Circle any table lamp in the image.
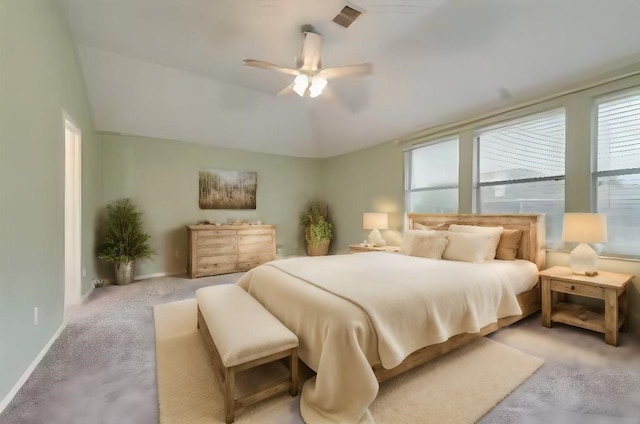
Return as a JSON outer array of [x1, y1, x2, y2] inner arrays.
[[562, 213, 607, 276], [363, 213, 388, 247]]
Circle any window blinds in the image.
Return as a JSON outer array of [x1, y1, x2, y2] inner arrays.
[[477, 109, 566, 183]]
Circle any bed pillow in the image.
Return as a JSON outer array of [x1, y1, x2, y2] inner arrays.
[[400, 229, 426, 254], [448, 224, 503, 260], [442, 232, 492, 263], [495, 228, 523, 260], [407, 232, 448, 259]]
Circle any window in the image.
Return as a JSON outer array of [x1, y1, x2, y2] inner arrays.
[[405, 136, 459, 213], [595, 91, 640, 256], [475, 109, 566, 247]]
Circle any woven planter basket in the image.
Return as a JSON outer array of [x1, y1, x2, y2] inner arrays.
[[305, 228, 330, 256]]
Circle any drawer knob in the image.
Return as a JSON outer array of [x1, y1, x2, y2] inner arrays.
[[571, 285, 575, 290]]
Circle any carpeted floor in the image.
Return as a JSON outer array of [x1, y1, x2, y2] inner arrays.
[[1, 273, 639, 424]]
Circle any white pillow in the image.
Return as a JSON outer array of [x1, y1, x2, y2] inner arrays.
[[407, 232, 448, 259], [400, 229, 431, 254], [442, 232, 492, 263], [448, 224, 503, 260]]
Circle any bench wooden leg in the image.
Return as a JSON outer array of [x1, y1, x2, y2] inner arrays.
[[289, 348, 299, 397], [224, 366, 235, 423]]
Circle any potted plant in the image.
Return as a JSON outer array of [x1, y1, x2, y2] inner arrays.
[[301, 200, 334, 256], [98, 198, 154, 285]]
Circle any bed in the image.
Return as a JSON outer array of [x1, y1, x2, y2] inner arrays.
[[236, 213, 545, 423]]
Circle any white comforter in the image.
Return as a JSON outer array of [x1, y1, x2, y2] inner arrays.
[[236, 252, 524, 423]]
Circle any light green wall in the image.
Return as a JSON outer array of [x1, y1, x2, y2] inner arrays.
[[320, 141, 405, 253], [322, 72, 640, 333], [0, 0, 101, 402], [100, 135, 322, 277]]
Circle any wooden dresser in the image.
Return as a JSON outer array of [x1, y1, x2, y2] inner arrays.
[[187, 225, 276, 278]]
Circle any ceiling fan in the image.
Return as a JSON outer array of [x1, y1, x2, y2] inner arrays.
[[243, 27, 372, 98]]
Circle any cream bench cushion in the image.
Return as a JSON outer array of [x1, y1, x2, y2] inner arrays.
[[196, 284, 298, 367]]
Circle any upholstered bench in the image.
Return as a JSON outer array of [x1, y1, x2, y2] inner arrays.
[[195, 284, 299, 423]]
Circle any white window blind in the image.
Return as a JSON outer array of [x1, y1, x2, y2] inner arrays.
[[595, 91, 640, 256], [405, 136, 459, 213], [475, 109, 566, 247]]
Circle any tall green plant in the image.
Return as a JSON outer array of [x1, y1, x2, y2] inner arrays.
[[301, 200, 333, 246], [98, 199, 154, 264]]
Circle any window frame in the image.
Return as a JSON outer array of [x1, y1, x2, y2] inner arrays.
[[592, 88, 640, 257], [473, 107, 567, 212]]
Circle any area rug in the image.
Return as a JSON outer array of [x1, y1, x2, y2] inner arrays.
[[154, 299, 544, 424]]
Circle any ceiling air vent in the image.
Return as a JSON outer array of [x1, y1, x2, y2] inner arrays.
[[333, 5, 362, 28]]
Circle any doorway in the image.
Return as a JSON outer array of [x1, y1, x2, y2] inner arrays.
[[64, 116, 82, 309]]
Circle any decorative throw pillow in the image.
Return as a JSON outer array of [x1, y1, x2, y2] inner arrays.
[[448, 224, 504, 260], [495, 229, 523, 260], [400, 229, 426, 254], [408, 232, 448, 259], [442, 232, 492, 263]]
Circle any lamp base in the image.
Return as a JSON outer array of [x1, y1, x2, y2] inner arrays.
[[569, 242, 599, 275], [367, 228, 386, 247]]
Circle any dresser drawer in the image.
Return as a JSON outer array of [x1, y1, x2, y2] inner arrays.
[[198, 245, 237, 256], [238, 252, 274, 263], [198, 235, 237, 247], [238, 242, 273, 254], [196, 229, 236, 237], [238, 234, 273, 245], [198, 254, 237, 267]]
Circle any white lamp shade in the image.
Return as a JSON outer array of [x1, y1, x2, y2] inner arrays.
[[363, 213, 388, 230], [562, 213, 607, 243]]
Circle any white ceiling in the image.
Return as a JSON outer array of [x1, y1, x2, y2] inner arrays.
[[61, 0, 640, 158]]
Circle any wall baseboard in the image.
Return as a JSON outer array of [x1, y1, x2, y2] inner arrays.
[[0, 322, 66, 414], [134, 270, 186, 281], [80, 286, 94, 303]]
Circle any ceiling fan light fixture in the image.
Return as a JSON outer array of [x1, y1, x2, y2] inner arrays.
[[309, 77, 328, 98], [293, 74, 309, 97]]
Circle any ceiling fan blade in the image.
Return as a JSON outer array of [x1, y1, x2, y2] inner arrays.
[[300, 32, 322, 73], [317, 63, 372, 80], [243, 59, 299, 76], [277, 83, 295, 96]]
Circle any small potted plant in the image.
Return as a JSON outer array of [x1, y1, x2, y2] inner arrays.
[[301, 200, 334, 256], [98, 198, 154, 285]]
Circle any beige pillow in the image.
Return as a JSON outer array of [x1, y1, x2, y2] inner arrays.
[[442, 232, 492, 263], [448, 224, 504, 260], [495, 229, 523, 260], [400, 229, 427, 254], [408, 232, 448, 259]]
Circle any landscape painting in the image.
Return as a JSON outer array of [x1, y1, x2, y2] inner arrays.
[[199, 170, 257, 209]]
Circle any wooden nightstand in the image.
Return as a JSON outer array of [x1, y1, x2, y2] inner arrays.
[[539, 266, 633, 346], [348, 244, 400, 253]]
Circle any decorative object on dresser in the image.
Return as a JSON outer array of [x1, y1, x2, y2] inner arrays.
[[98, 198, 154, 285], [540, 265, 632, 346], [199, 170, 257, 210], [562, 213, 607, 276], [187, 224, 275, 278], [363, 212, 388, 247], [348, 244, 400, 253], [300, 200, 333, 256]]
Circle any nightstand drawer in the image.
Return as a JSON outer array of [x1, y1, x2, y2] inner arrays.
[[550, 279, 604, 299]]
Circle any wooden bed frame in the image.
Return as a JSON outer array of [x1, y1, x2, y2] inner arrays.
[[373, 213, 546, 383]]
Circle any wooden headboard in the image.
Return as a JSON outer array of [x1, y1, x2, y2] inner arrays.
[[407, 213, 546, 270]]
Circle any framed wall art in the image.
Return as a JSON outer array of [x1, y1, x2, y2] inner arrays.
[[199, 170, 257, 210]]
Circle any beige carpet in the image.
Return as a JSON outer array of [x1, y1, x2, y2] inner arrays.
[[154, 299, 544, 424]]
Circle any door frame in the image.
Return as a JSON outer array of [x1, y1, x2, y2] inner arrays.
[[64, 113, 82, 309]]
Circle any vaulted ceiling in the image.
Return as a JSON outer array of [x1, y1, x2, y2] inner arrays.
[[61, 0, 640, 158]]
